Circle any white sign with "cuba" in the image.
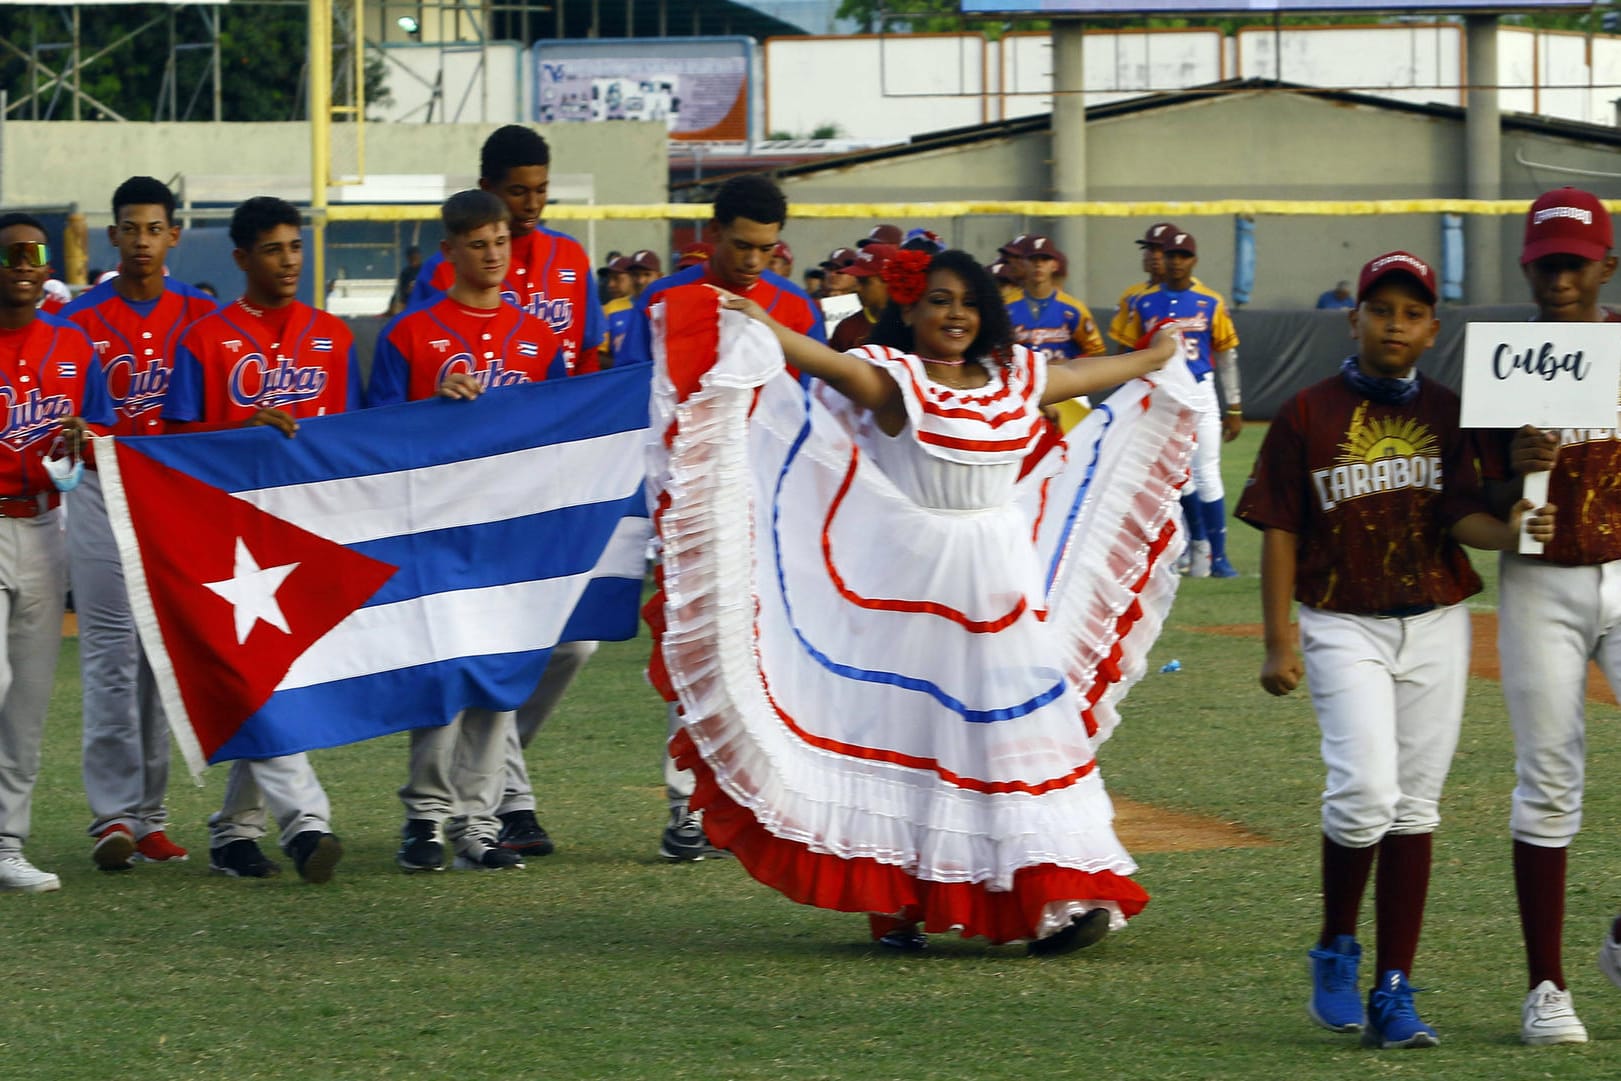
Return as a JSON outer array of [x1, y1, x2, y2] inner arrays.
[[1460, 322, 1621, 430]]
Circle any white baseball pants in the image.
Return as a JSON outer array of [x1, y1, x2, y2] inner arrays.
[[1300, 603, 1468, 848], [1499, 553, 1621, 846]]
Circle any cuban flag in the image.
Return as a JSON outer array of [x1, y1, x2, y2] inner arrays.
[[99, 364, 653, 777], [310, 337, 333, 351]]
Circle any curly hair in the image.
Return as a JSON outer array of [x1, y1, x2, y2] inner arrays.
[[867, 249, 1014, 364]]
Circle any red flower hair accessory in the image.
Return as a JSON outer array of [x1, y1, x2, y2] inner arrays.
[[880, 249, 933, 306]]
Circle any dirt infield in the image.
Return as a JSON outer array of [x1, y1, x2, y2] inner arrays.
[[1113, 797, 1272, 853], [1198, 612, 1617, 706]]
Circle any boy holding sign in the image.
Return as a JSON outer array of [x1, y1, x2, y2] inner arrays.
[[1477, 187, 1621, 1046], [1237, 251, 1551, 1049]]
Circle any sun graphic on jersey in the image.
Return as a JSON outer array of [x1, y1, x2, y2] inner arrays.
[[1336, 408, 1439, 464]]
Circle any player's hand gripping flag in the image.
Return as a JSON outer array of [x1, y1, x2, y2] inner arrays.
[[99, 365, 652, 777]]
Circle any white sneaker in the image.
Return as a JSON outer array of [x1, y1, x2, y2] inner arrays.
[[1521, 980, 1588, 1045], [1187, 539, 1212, 578], [0, 854, 61, 893], [1599, 924, 1621, 989]]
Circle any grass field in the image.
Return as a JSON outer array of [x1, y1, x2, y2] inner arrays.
[[4, 424, 1621, 1080]]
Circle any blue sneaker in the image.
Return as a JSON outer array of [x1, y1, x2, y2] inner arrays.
[[1308, 935, 1365, 1032], [1210, 555, 1239, 578], [1363, 969, 1438, 1049]]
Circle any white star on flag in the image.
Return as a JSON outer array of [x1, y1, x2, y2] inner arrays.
[[203, 538, 301, 645]]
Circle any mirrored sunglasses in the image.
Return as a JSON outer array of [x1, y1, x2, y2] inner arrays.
[[0, 241, 49, 269]]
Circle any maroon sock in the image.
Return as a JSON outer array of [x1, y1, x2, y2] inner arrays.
[[1320, 834, 1377, 946], [1374, 833, 1432, 977], [1513, 840, 1567, 990]]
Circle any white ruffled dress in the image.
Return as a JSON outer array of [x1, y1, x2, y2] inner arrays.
[[645, 286, 1197, 943]]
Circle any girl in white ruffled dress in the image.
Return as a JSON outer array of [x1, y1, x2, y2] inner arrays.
[[644, 249, 1197, 955]]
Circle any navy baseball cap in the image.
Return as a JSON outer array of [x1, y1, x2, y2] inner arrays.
[[1357, 250, 1437, 304]]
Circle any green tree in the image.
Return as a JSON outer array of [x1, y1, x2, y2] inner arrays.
[[0, 2, 388, 122]]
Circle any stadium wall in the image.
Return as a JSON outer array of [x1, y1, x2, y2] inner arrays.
[[773, 88, 1618, 309], [0, 120, 669, 262]]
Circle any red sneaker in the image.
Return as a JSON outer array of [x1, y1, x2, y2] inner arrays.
[[92, 824, 137, 871], [132, 831, 189, 864]]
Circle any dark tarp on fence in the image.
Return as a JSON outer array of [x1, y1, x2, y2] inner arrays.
[[1231, 304, 1539, 420]]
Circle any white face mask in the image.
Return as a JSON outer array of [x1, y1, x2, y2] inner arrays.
[[43, 434, 84, 493]]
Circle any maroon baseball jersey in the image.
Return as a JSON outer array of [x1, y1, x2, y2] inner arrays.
[[1475, 310, 1621, 567], [162, 300, 361, 427], [830, 309, 875, 353], [1236, 371, 1486, 614], [411, 226, 603, 374], [0, 314, 115, 497], [60, 277, 218, 436], [367, 294, 562, 406]]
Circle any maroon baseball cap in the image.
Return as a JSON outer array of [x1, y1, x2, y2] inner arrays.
[[1136, 221, 1180, 248], [675, 242, 712, 269], [1356, 250, 1438, 304], [820, 246, 859, 272], [988, 259, 1013, 283], [999, 233, 1034, 257], [607, 256, 633, 273], [857, 224, 903, 248], [628, 249, 662, 272], [1522, 188, 1613, 265], [1163, 230, 1197, 256], [843, 243, 896, 279], [1023, 235, 1064, 262]]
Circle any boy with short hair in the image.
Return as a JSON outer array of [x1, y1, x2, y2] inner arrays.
[[369, 188, 563, 872], [1005, 235, 1106, 362], [1119, 229, 1243, 577], [162, 196, 361, 884], [1237, 250, 1550, 1049], [409, 125, 604, 377], [0, 212, 116, 894], [61, 175, 218, 872], [1480, 186, 1621, 1045]]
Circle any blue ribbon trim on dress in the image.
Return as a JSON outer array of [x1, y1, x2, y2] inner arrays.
[[768, 386, 1068, 725], [1044, 401, 1115, 595]]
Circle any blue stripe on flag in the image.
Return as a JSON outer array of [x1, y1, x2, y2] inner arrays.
[[211, 649, 555, 761], [352, 495, 645, 606], [125, 363, 652, 492]]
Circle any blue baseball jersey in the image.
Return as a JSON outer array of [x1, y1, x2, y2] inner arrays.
[[1117, 282, 1238, 380], [1005, 289, 1105, 361], [603, 296, 635, 361]]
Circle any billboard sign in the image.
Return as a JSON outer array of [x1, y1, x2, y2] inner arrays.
[[961, 1, 1588, 11], [533, 37, 753, 143]]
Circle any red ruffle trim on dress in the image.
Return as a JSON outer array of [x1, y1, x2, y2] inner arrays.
[[671, 727, 1150, 944]]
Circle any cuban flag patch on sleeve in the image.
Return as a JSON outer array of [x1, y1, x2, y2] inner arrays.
[[57, 362, 78, 378], [558, 269, 577, 284], [311, 338, 333, 352]]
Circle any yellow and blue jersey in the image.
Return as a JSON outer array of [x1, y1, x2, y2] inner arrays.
[[603, 296, 634, 360], [1117, 280, 1237, 380], [1005, 289, 1105, 361]]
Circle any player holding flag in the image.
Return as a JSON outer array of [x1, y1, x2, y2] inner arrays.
[[161, 196, 362, 885]]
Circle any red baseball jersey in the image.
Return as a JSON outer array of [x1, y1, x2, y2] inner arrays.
[[1475, 311, 1621, 567], [60, 277, 219, 436], [1236, 371, 1486, 614], [0, 314, 115, 497], [617, 264, 826, 366], [409, 226, 604, 374], [162, 299, 361, 427], [367, 294, 563, 406]]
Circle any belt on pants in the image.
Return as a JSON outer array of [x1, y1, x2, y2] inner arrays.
[[0, 492, 60, 518], [1370, 603, 1436, 619]]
